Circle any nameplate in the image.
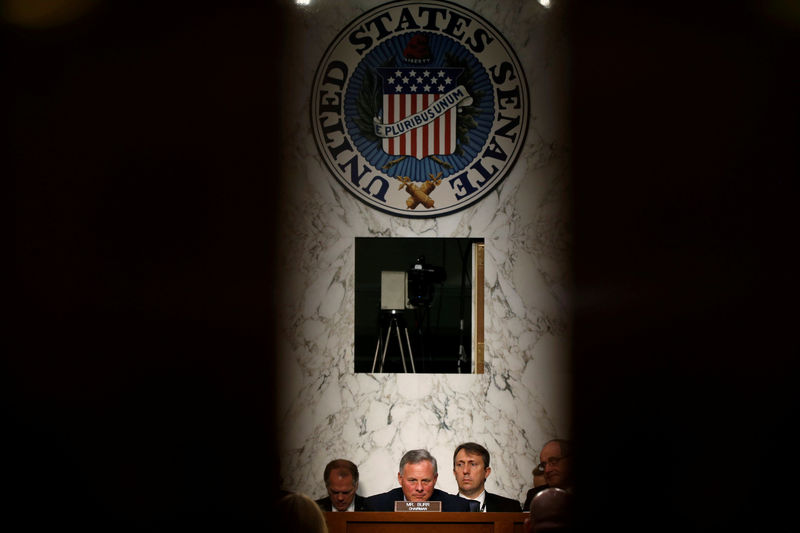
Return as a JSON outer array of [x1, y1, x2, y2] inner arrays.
[[394, 501, 442, 512]]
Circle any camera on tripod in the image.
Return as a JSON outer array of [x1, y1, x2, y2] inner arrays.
[[379, 256, 446, 311], [406, 256, 446, 308], [373, 256, 446, 372]]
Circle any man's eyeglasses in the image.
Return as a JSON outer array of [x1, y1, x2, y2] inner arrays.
[[534, 456, 567, 474]]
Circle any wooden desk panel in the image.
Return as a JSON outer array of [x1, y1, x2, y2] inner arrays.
[[325, 511, 528, 533]]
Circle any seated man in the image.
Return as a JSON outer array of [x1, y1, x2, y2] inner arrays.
[[453, 442, 522, 512], [524, 439, 573, 511], [315, 459, 374, 512], [366, 449, 471, 511]]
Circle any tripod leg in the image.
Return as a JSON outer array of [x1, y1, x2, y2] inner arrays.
[[395, 321, 408, 373], [403, 327, 416, 373], [379, 324, 392, 372], [371, 333, 382, 373]]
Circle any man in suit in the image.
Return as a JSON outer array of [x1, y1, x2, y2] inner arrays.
[[523, 439, 573, 511], [366, 449, 472, 511], [453, 442, 523, 512], [315, 459, 374, 512]]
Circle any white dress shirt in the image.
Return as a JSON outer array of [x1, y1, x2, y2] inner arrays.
[[459, 489, 487, 512]]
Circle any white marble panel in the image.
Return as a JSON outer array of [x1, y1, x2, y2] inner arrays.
[[275, 0, 570, 506]]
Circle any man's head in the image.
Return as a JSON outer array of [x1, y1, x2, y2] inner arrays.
[[453, 442, 491, 498], [323, 459, 359, 511], [538, 439, 572, 489], [524, 487, 573, 533], [397, 449, 438, 502], [276, 492, 328, 533]]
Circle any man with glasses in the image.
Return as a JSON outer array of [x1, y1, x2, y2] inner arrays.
[[524, 439, 573, 511]]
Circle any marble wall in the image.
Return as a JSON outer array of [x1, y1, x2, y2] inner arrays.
[[274, 0, 571, 504]]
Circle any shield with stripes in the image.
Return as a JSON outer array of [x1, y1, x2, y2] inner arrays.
[[312, 1, 529, 217], [376, 67, 465, 160]]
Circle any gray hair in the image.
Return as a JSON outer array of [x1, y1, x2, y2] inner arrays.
[[399, 449, 438, 476]]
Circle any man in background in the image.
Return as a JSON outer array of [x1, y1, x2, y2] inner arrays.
[[524, 439, 573, 511]]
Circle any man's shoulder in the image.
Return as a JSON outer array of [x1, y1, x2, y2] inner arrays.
[[368, 487, 403, 498], [485, 491, 521, 503], [432, 488, 459, 500], [354, 493, 375, 511], [523, 485, 550, 510], [365, 488, 402, 503], [432, 489, 471, 511], [314, 496, 332, 511], [365, 488, 404, 511], [485, 491, 523, 511]]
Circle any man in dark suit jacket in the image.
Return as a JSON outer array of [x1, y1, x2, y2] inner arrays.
[[315, 459, 375, 512], [366, 449, 472, 512], [316, 493, 373, 512], [523, 439, 573, 511], [453, 442, 523, 512]]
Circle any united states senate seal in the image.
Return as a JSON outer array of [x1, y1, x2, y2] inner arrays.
[[311, 0, 529, 218]]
